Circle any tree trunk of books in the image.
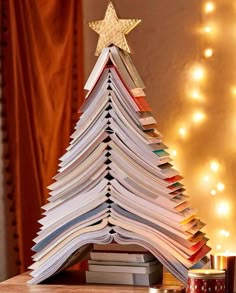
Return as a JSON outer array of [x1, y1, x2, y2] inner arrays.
[[28, 1, 210, 286]]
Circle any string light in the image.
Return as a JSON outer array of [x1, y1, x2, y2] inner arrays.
[[191, 65, 205, 81], [216, 244, 222, 251], [217, 182, 225, 191], [203, 175, 210, 182], [178, 127, 187, 138], [192, 111, 206, 123], [216, 202, 230, 216], [210, 160, 220, 172], [211, 189, 217, 196], [204, 2, 215, 14], [181, 1, 235, 252], [171, 150, 177, 157], [203, 25, 213, 34], [220, 230, 230, 237], [204, 48, 213, 58], [230, 86, 236, 96], [190, 89, 201, 100], [198, 1, 235, 254]]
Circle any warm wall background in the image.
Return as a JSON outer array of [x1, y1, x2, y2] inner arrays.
[[83, 0, 236, 253]]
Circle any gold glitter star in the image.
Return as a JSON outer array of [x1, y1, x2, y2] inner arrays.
[[89, 1, 141, 56]]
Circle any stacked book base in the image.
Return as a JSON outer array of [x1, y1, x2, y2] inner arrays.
[[86, 247, 163, 286]]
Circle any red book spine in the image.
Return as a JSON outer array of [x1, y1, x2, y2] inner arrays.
[[132, 96, 152, 112]]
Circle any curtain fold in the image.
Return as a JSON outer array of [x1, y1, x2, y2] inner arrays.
[[1, 0, 84, 274]]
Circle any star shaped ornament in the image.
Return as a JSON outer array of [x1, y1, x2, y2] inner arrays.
[[89, 1, 141, 56]]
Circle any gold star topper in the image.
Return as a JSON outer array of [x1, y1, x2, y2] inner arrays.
[[89, 1, 141, 56]]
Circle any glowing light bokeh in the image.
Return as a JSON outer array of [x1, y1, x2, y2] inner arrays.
[[190, 89, 201, 99], [230, 86, 236, 96], [219, 230, 230, 238], [192, 111, 206, 123], [179, 1, 235, 253], [178, 127, 187, 137], [216, 244, 222, 250], [203, 175, 210, 182], [204, 2, 215, 14], [216, 202, 230, 216], [216, 182, 225, 191], [210, 160, 220, 172], [171, 150, 177, 157], [211, 189, 217, 196], [191, 65, 205, 81], [204, 48, 213, 58], [203, 25, 213, 34]]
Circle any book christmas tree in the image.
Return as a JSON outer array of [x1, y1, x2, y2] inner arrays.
[[28, 1, 211, 286]]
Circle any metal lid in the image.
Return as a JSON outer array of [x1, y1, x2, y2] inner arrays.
[[188, 269, 225, 279], [149, 285, 186, 293]]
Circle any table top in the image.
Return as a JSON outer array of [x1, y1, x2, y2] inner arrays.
[[0, 271, 150, 292]]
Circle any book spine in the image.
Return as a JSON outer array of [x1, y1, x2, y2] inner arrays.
[[90, 253, 148, 262], [132, 96, 151, 112], [88, 264, 146, 274], [92, 243, 148, 252]]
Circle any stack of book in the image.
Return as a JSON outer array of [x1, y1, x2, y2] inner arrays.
[[28, 45, 210, 285], [86, 243, 163, 285]]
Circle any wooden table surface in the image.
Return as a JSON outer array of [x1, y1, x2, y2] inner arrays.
[[0, 271, 151, 293]]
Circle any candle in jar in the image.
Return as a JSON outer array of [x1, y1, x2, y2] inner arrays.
[[187, 269, 225, 293], [211, 253, 236, 293]]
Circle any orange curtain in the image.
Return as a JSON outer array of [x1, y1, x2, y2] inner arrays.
[[1, 0, 84, 274]]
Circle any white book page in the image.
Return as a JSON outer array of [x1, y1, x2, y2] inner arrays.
[[109, 185, 185, 224], [109, 187, 193, 236], [84, 47, 110, 91], [59, 131, 108, 171], [110, 207, 200, 257], [30, 226, 113, 282], [109, 137, 165, 178], [33, 212, 109, 262], [31, 219, 109, 270], [108, 217, 192, 267], [109, 142, 169, 187], [113, 227, 188, 284]]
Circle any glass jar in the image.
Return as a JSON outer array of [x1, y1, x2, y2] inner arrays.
[[187, 269, 225, 293]]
